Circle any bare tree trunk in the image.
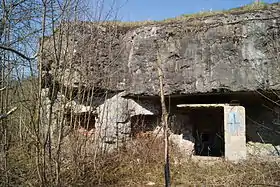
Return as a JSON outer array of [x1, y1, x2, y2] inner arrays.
[[156, 48, 171, 187], [1, 1, 11, 185], [37, 0, 48, 185]]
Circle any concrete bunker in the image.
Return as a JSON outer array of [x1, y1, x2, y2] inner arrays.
[[40, 7, 280, 163]]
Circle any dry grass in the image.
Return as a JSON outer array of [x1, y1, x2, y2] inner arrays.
[[2, 132, 280, 186], [111, 1, 274, 28], [172, 158, 280, 186], [174, 1, 269, 20], [50, 2, 278, 41]]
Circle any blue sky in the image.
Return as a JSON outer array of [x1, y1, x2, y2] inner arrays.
[[112, 0, 279, 21]]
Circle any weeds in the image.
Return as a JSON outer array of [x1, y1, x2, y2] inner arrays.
[[2, 132, 280, 186], [111, 1, 274, 29]]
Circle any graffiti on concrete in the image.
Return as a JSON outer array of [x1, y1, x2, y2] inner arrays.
[[228, 111, 244, 136]]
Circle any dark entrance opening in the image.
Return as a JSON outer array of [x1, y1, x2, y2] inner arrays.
[[130, 115, 160, 138], [188, 106, 225, 157]]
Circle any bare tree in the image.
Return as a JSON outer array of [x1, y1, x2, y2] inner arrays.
[[156, 44, 171, 187]]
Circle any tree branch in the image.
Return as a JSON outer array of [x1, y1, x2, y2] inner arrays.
[[0, 87, 6, 91], [0, 107, 18, 120], [0, 45, 33, 61]]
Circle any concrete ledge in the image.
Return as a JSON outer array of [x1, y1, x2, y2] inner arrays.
[[177, 104, 228, 108]]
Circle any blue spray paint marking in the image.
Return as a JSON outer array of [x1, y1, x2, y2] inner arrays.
[[228, 112, 242, 136]]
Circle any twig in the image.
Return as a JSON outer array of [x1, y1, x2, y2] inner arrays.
[[247, 116, 280, 134], [0, 107, 18, 120], [0, 86, 6, 91], [255, 89, 280, 107], [257, 132, 280, 156]]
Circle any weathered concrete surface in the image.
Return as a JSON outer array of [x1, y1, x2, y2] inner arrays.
[[124, 9, 280, 95], [94, 92, 160, 150], [168, 114, 195, 155], [40, 88, 72, 143], [247, 141, 280, 157], [169, 133, 195, 155], [224, 105, 247, 161], [42, 3, 280, 96], [41, 89, 161, 150], [153, 125, 195, 156]]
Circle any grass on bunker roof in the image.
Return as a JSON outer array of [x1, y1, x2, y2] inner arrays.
[[111, 1, 274, 29]]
